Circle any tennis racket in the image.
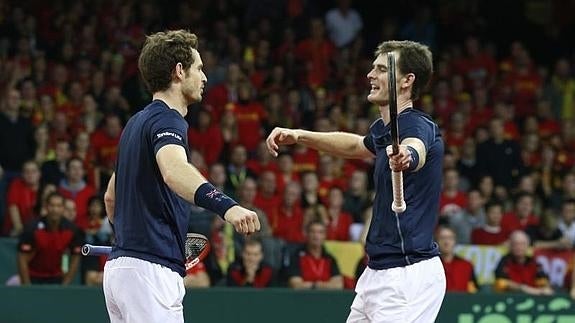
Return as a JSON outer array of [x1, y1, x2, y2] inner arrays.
[[82, 233, 210, 271], [387, 51, 407, 213]]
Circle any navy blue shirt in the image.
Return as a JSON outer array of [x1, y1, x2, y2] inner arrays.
[[363, 108, 443, 269], [109, 100, 191, 276]]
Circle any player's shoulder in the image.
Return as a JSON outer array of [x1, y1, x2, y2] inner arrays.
[[131, 100, 186, 129], [401, 108, 436, 124], [367, 118, 385, 135]]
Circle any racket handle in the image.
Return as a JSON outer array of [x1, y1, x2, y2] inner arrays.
[[82, 244, 112, 256], [391, 170, 407, 213]]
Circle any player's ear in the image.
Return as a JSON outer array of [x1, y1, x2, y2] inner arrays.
[[401, 73, 415, 89], [173, 62, 185, 82]]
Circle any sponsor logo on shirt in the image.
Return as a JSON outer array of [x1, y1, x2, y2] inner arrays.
[[156, 132, 182, 141]]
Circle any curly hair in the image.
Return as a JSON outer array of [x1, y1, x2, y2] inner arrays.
[[138, 30, 199, 93]]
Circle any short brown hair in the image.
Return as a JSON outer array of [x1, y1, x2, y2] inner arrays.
[[375, 40, 433, 100], [138, 30, 199, 93]]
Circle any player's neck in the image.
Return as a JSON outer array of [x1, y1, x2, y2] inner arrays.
[[380, 98, 413, 124], [153, 90, 188, 117]]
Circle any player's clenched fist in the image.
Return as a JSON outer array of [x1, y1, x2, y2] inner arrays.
[[386, 145, 413, 172], [224, 206, 261, 234], [266, 127, 299, 157]]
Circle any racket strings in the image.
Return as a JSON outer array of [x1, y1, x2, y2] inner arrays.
[[185, 237, 207, 258]]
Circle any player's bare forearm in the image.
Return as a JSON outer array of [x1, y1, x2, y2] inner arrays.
[[267, 128, 373, 159], [157, 144, 261, 234], [104, 173, 116, 223], [17, 252, 31, 285], [156, 145, 210, 203], [62, 254, 81, 285], [297, 131, 372, 159]]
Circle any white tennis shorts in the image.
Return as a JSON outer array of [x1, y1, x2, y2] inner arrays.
[[347, 256, 446, 323], [103, 257, 186, 323]]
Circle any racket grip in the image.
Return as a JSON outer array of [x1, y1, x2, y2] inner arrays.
[[391, 170, 407, 213], [82, 244, 112, 256]]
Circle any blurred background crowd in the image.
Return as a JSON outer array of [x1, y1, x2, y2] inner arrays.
[[1, 0, 575, 295]]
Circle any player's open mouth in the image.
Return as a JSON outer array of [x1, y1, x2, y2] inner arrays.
[[370, 85, 380, 93]]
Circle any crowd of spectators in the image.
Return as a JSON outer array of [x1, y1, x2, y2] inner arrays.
[[1, 0, 575, 293]]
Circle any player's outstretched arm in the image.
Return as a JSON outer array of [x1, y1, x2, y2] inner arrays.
[[156, 144, 260, 234], [266, 127, 374, 159]]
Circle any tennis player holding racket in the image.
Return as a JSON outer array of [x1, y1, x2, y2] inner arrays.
[[266, 40, 445, 322], [103, 30, 260, 323]]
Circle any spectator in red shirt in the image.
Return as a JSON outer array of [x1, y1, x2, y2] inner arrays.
[[230, 82, 267, 153], [503, 51, 541, 117], [454, 36, 497, 89], [90, 113, 122, 188], [246, 141, 278, 176], [276, 152, 300, 195], [300, 171, 329, 227], [432, 79, 457, 125], [325, 187, 353, 241], [17, 192, 83, 285], [440, 168, 468, 219], [205, 63, 243, 122], [294, 18, 335, 88], [437, 226, 478, 293], [49, 111, 74, 149], [494, 230, 553, 295], [317, 154, 346, 204], [254, 170, 281, 224], [3, 160, 41, 237], [187, 108, 224, 165], [271, 182, 305, 243], [73, 131, 98, 188], [501, 192, 539, 234], [227, 238, 274, 288], [58, 157, 96, 230], [467, 87, 493, 133], [535, 99, 561, 139], [287, 220, 343, 289], [471, 200, 509, 245], [444, 111, 469, 153], [292, 144, 320, 173]]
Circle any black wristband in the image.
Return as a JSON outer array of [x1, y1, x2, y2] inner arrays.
[[194, 182, 238, 219]]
